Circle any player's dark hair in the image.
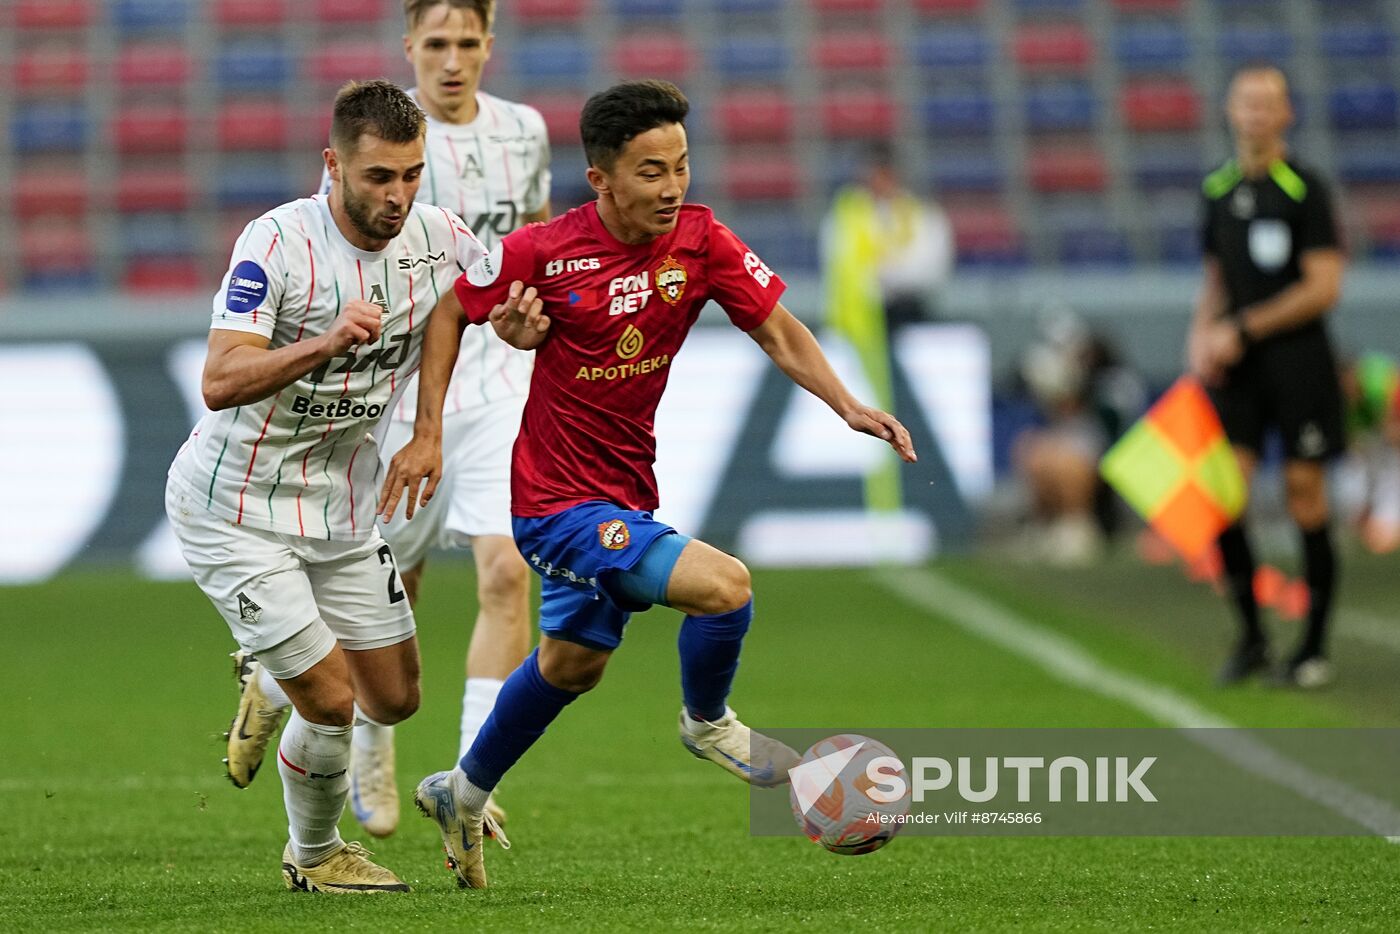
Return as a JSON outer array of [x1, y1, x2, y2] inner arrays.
[[403, 0, 494, 31], [330, 79, 427, 154], [580, 80, 690, 170]]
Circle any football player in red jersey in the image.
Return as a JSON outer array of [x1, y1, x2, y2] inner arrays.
[[380, 80, 915, 888]]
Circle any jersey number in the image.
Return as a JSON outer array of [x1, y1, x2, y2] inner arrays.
[[468, 200, 520, 240], [307, 334, 411, 384], [377, 544, 406, 605]]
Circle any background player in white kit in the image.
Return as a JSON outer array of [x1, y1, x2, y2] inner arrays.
[[227, 0, 550, 839], [167, 80, 485, 893]]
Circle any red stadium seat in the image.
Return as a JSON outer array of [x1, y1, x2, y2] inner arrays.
[[812, 0, 883, 12], [312, 0, 383, 22], [112, 105, 190, 154], [217, 101, 291, 151], [945, 199, 1024, 263], [1356, 189, 1400, 240], [21, 222, 93, 271], [614, 35, 695, 79], [523, 93, 587, 143], [716, 90, 794, 142], [214, 0, 288, 25], [117, 168, 193, 212], [1028, 147, 1108, 191], [914, 0, 983, 12], [1121, 79, 1200, 132], [118, 44, 193, 87], [14, 48, 88, 91], [123, 258, 205, 293], [15, 0, 91, 29], [812, 33, 893, 73], [1012, 25, 1093, 71], [12, 169, 88, 218], [723, 153, 803, 201], [820, 90, 897, 138], [515, 0, 590, 22], [308, 42, 393, 84]]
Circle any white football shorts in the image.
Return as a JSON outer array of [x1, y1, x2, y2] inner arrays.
[[165, 476, 416, 663], [378, 394, 525, 568]]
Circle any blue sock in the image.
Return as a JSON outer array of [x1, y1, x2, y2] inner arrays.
[[678, 600, 753, 721], [458, 648, 580, 792]]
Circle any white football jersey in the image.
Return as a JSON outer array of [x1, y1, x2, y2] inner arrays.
[[320, 89, 551, 420], [170, 195, 486, 541]]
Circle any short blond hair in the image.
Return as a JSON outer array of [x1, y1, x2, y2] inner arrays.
[[403, 0, 494, 31]]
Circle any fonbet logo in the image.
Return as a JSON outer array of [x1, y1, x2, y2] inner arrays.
[[607, 271, 651, 316], [545, 257, 600, 277]]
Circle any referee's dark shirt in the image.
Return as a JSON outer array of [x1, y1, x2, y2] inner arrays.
[[1200, 158, 1341, 326]]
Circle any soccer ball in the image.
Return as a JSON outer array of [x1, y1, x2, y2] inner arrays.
[[789, 734, 910, 856]]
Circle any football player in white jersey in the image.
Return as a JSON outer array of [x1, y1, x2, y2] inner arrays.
[[167, 80, 486, 893]]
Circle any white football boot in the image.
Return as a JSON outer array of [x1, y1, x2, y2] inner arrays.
[[679, 706, 800, 788]]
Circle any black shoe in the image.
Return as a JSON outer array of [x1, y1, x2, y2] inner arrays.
[[1273, 654, 1335, 689], [1216, 640, 1269, 686]]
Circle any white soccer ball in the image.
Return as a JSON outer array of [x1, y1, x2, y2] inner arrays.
[[789, 734, 910, 856]]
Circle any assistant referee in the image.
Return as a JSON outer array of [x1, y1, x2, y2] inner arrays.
[[1187, 65, 1346, 688]]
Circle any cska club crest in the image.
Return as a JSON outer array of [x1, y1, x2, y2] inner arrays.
[[656, 255, 687, 305], [597, 519, 631, 550]]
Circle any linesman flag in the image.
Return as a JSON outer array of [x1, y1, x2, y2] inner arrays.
[[1100, 376, 1246, 560]]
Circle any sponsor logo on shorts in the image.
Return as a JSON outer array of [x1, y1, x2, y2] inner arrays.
[[598, 519, 631, 551], [237, 591, 262, 624], [616, 324, 645, 361], [290, 396, 386, 420], [656, 255, 687, 305], [528, 554, 598, 587]]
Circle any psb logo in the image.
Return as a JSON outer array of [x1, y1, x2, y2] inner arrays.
[[597, 519, 630, 550], [546, 257, 601, 277], [656, 255, 687, 305], [616, 324, 645, 361]]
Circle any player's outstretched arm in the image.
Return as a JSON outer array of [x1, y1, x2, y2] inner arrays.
[[747, 303, 917, 463], [488, 281, 551, 350], [202, 299, 382, 409]]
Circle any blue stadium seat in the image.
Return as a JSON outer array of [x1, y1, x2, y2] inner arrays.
[[1319, 22, 1393, 60], [1329, 81, 1399, 131], [213, 42, 293, 90], [712, 0, 784, 12], [216, 165, 297, 209], [927, 153, 1006, 192], [1059, 226, 1134, 267], [711, 37, 790, 79], [1113, 22, 1190, 71], [911, 28, 991, 70], [1132, 148, 1203, 190], [120, 214, 198, 258], [921, 89, 996, 135], [515, 37, 593, 82], [1024, 83, 1097, 132], [1158, 225, 1201, 265], [725, 211, 818, 272], [1218, 25, 1292, 63], [12, 104, 88, 153], [613, 0, 685, 14], [111, 0, 190, 32], [1338, 151, 1400, 184], [23, 269, 100, 292], [1012, 0, 1082, 9]]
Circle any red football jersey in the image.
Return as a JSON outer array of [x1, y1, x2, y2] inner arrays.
[[454, 202, 785, 516]]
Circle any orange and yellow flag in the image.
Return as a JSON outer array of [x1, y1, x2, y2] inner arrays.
[[1100, 377, 1246, 560]]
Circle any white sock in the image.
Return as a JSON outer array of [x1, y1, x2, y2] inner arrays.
[[257, 666, 291, 710], [352, 704, 394, 754], [277, 711, 351, 866], [449, 765, 491, 813], [458, 677, 505, 762]]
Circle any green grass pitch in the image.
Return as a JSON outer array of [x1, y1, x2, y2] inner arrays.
[[5, 550, 1399, 931]]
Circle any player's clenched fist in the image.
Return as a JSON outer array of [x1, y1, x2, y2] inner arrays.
[[321, 299, 384, 355], [488, 281, 551, 350], [378, 434, 443, 522]]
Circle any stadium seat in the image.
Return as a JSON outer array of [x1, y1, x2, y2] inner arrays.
[[921, 88, 996, 135], [820, 90, 897, 139], [12, 104, 88, 154], [523, 92, 588, 143], [113, 106, 189, 154], [722, 154, 802, 201], [15, 0, 91, 29], [1218, 25, 1292, 64], [1319, 22, 1392, 60], [946, 201, 1026, 267], [1132, 147, 1203, 190], [216, 165, 298, 209], [514, 37, 593, 83], [710, 37, 790, 80], [912, 28, 991, 70], [21, 224, 94, 277], [715, 91, 794, 142], [123, 258, 206, 293], [514, 0, 591, 22], [1109, 0, 1182, 9], [813, 33, 893, 73], [117, 168, 193, 213], [1339, 151, 1400, 185], [217, 101, 291, 151], [927, 153, 1006, 192], [1329, 82, 1399, 131], [112, 0, 191, 33], [213, 0, 289, 26], [12, 169, 88, 218], [1024, 82, 1098, 132], [1028, 147, 1107, 191], [614, 35, 695, 79], [120, 213, 198, 258], [1059, 225, 1134, 266], [613, 0, 686, 15], [1158, 224, 1201, 264], [1113, 22, 1191, 72], [1358, 191, 1400, 258], [14, 48, 88, 91], [1012, 25, 1094, 71], [1013, 0, 1082, 10], [722, 210, 818, 272], [1121, 79, 1200, 131], [308, 42, 393, 85], [913, 0, 984, 12], [311, 0, 383, 22], [214, 42, 293, 91], [118, 44, 193, 87]]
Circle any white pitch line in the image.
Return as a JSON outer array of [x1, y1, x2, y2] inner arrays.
[[875, 567, 1400, 842]]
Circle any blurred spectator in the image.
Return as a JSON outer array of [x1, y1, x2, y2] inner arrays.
[[1012, 310, 1146, 566], [1339, 352, 1400, 553]]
